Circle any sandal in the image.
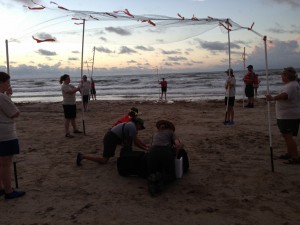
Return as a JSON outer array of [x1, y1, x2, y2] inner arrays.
[[65, 133, 74, 138], [278, 153, 291, 160], [73, 130, 82, 134], [284, 158, 300, 165]]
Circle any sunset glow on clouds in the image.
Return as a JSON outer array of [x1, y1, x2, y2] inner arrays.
[[0, 0, 299, 77]]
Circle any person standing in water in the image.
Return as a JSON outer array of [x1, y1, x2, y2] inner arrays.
[[159, 78, 167, 101]]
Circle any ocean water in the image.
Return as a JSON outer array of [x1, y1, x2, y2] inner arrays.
[[9, 69, 284, 103]]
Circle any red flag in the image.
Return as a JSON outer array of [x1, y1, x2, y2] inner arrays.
[[24, 5, 45, 10], [50, 1, 69, 10], [32, 36, 55, 43], [177, 13, 184, 20], [141, 20, 156, 26]]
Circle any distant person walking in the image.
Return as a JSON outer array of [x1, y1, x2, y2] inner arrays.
[[90, 78, 96, 101], [159, 78, 167, 101], [243, 65, 258, 108], [78, 75, 91, 112], [224, 69, 236, 125], [60, 74, 82, 138], [0, 71, 26, 199]]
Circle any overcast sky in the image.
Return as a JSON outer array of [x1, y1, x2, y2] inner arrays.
[[0, 0, 299, 77]]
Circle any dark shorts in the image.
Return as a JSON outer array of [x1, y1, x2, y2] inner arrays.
[[147, 146, 176, 183], [245, 85, 254, 97], [277, 119, 300, 136], [82, 95, 89, 103], [0, 139, 20, 156], [91, 88, 96, 95], [103, 131, 122, 158], [225, 97, 235, 107], [161, 87, 167, 93], [63, 104, 76, 119]]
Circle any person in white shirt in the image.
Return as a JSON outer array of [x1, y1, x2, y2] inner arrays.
[[224, 68, 236, 125], [59, 74, 82, 138], [266, 67, 300, 164], [78, 75, 91, 112], [0, 71, 26, 199]]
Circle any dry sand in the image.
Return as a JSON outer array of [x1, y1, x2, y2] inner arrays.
[[1, 99, 300, 225]]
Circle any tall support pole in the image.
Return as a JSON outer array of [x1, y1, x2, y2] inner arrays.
[[264, 36, 274, 172], [91, 46, 95, 79], [224, 19, 231, 123], [6, 40, 10, 75], [80, 19, 86, 135], [242, 47, 246, 108], [157, 67, 160, 100]]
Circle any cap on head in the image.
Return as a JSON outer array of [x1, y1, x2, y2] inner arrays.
[[134, 117, 145, 129], [128, 107, 139, 117], [225, 69, 233, 74], [247, 65, 253, 69]]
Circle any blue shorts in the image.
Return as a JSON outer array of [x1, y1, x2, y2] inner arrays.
[[277, 119, 300, 136], [0, 139, 20, 156]]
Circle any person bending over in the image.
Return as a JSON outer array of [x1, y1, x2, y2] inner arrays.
[[147, 120, 183, 196], [76, 118, 147, 165]]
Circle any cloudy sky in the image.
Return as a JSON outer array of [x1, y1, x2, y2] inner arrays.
[[0, 0, 299, 77]]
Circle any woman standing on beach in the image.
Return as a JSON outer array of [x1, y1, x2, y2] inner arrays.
[[0, 71, 26, 199], [266, 67, 300, 164], [59, 74, 82, 138]]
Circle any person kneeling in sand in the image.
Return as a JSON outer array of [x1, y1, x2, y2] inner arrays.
[[147, 120, 183, 197], [76, 118, 148, 165]]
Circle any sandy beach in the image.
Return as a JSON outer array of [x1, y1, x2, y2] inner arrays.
[[1, 99, 300, 225]]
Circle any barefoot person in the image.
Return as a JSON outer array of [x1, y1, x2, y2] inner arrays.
[[159, 78, 167, 101]]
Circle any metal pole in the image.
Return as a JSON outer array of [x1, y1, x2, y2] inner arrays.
[[242, 47, 246, 108], [6, 40, 10, 75], [80, 19, 86, 135], [224, 19, 231, 123], [13, 162, 19, 188], [264, 36, 274, 172]]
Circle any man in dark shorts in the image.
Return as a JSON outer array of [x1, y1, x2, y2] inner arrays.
[[243, 65, 257, 108], [76, 118, 147, 165], [159, 78, 167, 101]]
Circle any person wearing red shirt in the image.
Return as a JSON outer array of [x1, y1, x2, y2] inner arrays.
[[112, 107, 139, 127], [243, 65, 258, 108], [159, 78, 167, 101]]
